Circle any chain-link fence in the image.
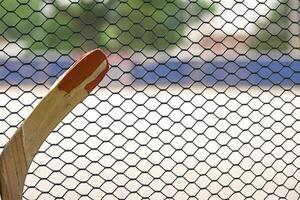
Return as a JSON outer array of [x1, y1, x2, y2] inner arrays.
[[0, 0, 300, 199]]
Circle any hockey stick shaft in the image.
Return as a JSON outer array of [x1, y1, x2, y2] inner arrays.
[[0, 49, 109, 200]]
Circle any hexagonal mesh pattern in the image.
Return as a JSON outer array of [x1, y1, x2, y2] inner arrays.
[[0, 0, 300, 199]]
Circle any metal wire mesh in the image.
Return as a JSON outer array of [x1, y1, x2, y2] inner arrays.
[[0, 0, 300, 199]]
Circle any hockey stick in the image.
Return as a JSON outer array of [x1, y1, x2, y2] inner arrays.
[[0, 49, 109, 200]]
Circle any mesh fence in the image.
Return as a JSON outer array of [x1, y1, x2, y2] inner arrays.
[[0, 0, 300, 199]]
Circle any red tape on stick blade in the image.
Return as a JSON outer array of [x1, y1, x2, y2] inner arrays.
[[85, 62, 109, 93], [58, 49, 108, 93]]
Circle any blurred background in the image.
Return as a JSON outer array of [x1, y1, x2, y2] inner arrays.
[[0, 0, 300, 199], [1, 0, 299, 87]]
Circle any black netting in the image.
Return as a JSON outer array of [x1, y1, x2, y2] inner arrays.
[[0, 0, 300, 199]]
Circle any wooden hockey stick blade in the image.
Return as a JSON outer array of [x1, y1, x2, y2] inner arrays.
[[0, 49, 109, 200]]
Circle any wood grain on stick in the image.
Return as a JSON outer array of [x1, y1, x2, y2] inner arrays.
[[0, 49, 109, 200]]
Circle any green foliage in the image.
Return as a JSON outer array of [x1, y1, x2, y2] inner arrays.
[[0, 0, 43, 40], [256, 0, 291, 52], [102, 0, 216, 51], [1, 0, 216, 52]]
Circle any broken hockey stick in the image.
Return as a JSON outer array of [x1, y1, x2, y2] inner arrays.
[[0, 49, 109, 200]]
